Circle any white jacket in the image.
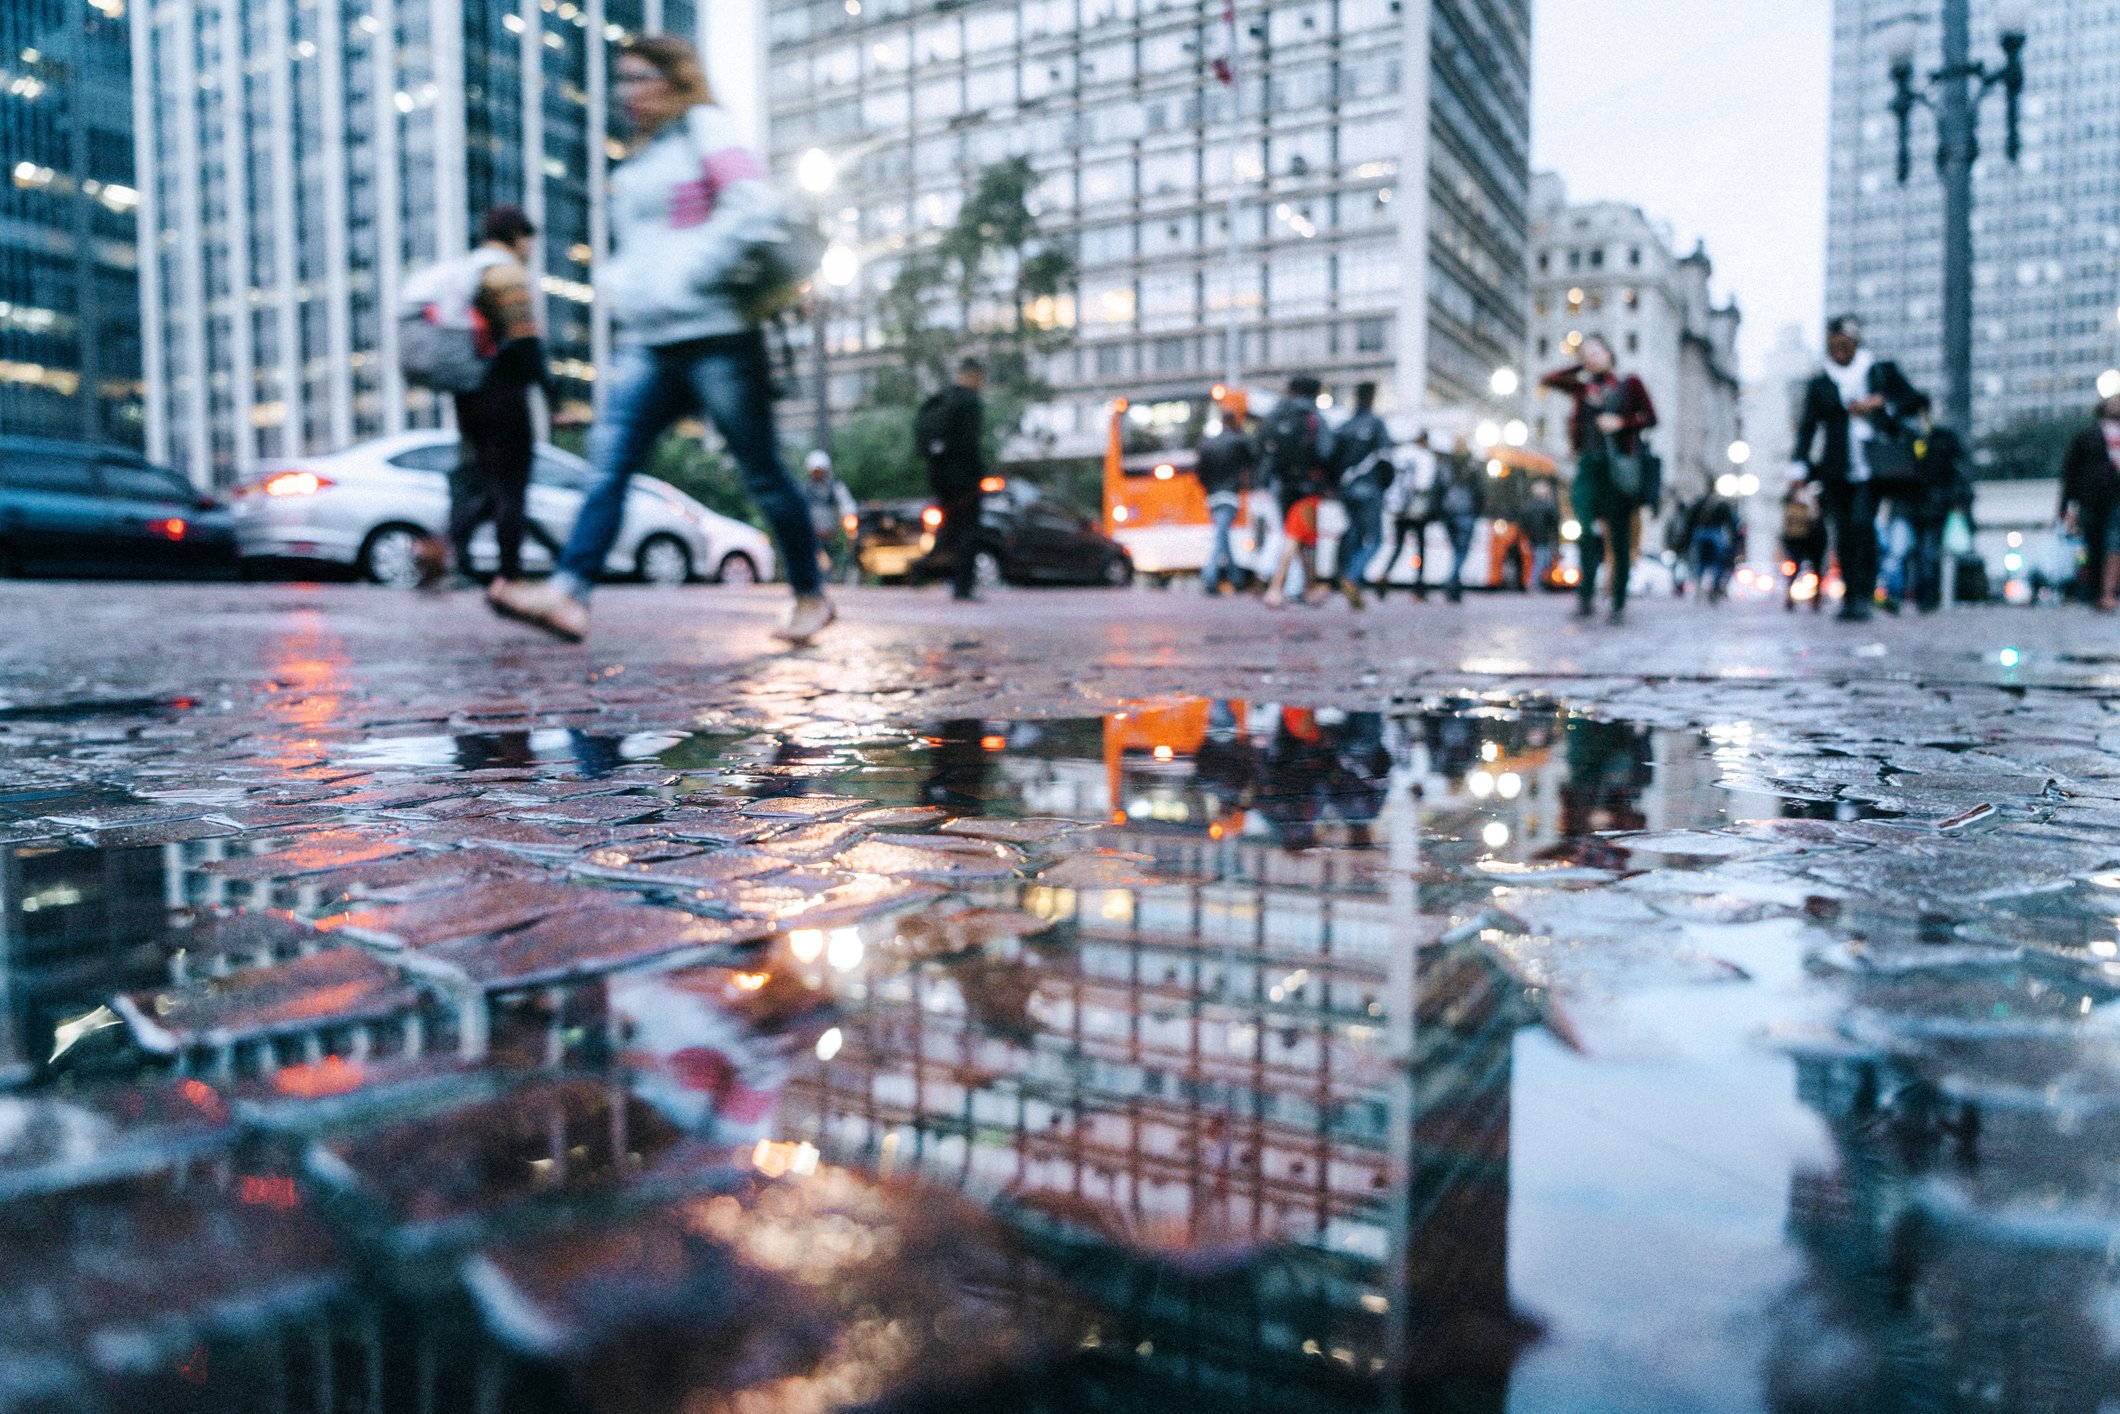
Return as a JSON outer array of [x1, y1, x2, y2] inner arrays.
[[597, 105, 780, 346]]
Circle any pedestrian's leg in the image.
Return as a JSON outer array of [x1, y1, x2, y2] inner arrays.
[[689, 332, 823, 600], [2102, 553, 2120, 612], [553, 346, 690, 599], [1204, 502, 1236, 594], [1446, 517, 1473, 602], [484, 392, 535, 583], [1609, 510, 1634, 616], [1577, 519, 1605, 616], [944, 496, 982, 598]]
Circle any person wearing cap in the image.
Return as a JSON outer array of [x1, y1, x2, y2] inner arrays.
[[801, 449, 857, 582]]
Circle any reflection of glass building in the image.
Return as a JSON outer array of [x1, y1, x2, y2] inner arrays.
[[763, 0, 1530, 452], [0, 0, 143, 447], [131, 0, 695, 487]]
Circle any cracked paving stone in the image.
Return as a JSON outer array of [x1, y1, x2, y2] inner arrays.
[[112, 948, 421, 1053], [396, 905, 767, 992], [199, 829, 416, 882], [321, 880, 598, 951]]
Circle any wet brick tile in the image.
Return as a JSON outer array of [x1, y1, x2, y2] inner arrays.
[[113, 947, 419, 1052]]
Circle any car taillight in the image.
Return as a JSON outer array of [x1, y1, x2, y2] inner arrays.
[[147, 517, 187, 541], [841, 514, 858, 534], [258, 470, 331, 497], [921, 506, 944, 529]]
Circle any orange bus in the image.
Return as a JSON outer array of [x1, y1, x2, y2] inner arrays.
[[1100, 386, 1279, 581]]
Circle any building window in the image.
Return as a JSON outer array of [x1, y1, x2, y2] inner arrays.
[[1628, 247, 1642, 267], [1095, 343, 1125, 376], [1354, 318, 1386, 353], [1566, 287, 1584, 314], [1626, 332, 1639, 352], [1152, 336, 1189, 371], [1589, 248, 1605, 268], [1537, 252, 1549, 272], [1622, 287, 1639, 309], [1536, 336, 1549, 357], [1567, 250, 1581, 271]]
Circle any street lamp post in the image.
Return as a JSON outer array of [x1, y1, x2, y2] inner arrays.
[[1887, 0, 2026, 439]]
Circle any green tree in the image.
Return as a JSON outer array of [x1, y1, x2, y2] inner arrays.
[[854, 157, 1076, 472]]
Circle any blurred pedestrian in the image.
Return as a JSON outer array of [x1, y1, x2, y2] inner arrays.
[[1686, 493, 1739, 603], [1195, 396, 1256, 596], [1523, 477, 1562, 591], [1780, 474, 1826, 612], [917, 357, 989, 601], [801, 450, 857, 582], [491, 35, 831, 645], [1259, 375, 1333, 606], [1791, 315, 1925, 623], [2058, 392, 2120, 612], [407, 204, 549, 603], [1435, 438, 1485, 604], [1329, 380, 1391, 608], [1543, 334, 1658, 624], [1380, 431, 1438, 599]]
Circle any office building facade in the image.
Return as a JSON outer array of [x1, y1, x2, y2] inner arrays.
[[131, 0, 698, 487], [1525, 173, 1742, 506], [1826, 0, 2120, 442], [0, 0, 144, 448], [764, 0, 1530, 456]]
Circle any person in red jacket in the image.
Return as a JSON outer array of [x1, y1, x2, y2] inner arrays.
[[1542, 335, 1657, 624]]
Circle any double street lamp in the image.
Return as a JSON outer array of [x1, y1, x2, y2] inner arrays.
[[1883, 0, 2027, 439]]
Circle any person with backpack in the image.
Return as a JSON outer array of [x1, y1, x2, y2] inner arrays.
[[917, 357, 989, 601], [2057, 391, 2120, 611], [1258, 375, 1334, 606], [1194, 398, 1257, 596], [1434, 438, 1485, 604], [1779, 474, 1827, 612], [1542, 334, 1658, 624], [1790, 315, 1926, 623], [400, 204, 549, 601], [490, 34, 830, 645], [1379, 430, 1439, 598], [1328, 381, 1391, 608]]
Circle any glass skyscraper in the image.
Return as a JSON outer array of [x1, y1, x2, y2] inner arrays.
[[132, 0, 694, 487], [765, 0, 1530, 452], [0, 0, 144, 448]]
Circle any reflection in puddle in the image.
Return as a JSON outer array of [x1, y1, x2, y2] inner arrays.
[[0, 696, 2111, 1410]]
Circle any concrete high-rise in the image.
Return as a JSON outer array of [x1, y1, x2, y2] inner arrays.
[[0, 0, 143, 448], [1826, 0, 2120, 442], [131, 0, 698, 487], [764, 0, 1531, 456]]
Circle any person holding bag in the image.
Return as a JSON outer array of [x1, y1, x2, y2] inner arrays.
[[493, 35, 832, 645], [1542, 334, 1657, 624], [1790, 316, 1926, 623]]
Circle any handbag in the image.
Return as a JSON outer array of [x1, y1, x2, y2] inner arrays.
[[679, 109, 829, 324], [1942, 509, 1974, 558], [1597, 380, 1652, 505]]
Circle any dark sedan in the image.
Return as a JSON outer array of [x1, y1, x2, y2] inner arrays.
[[0, 437, 237, 578], [855, 480, 1132, 589]]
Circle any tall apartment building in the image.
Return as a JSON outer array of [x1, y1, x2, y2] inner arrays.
[[1827, 0, 2120, 442], [1524, 173, 1742, 506], [131, 0, 699, 487], [763, 0, 1530, 456], [0, 0, 143, 447]]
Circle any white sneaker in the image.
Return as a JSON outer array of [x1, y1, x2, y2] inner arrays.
[[773, 594, 836, 645]]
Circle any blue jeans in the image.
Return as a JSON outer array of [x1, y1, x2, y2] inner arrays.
[[1337, 485, 1385, 585], [1689, 527, 1733, 597], [1202, 497, 1241, 593], [557, 331, 821, 599], [1444, 514, 1477, 595]]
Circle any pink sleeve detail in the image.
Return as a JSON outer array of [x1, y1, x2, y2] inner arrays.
[[702, 146, 766, 195]]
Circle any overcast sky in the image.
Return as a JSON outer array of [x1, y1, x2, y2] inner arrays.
[[1529, 0, 1834, 376]]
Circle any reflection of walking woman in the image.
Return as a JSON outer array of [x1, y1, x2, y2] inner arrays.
[[494, 35, 830, 645], [1542, 336, 1657, 624]]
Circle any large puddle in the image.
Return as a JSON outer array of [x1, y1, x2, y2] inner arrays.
[[1, 697, 2114, 1412]]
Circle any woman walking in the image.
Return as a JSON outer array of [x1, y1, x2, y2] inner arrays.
[[1542, 336, 1657, 624], [2058, 391, 2120, 612], [494, 35, 831, 644]]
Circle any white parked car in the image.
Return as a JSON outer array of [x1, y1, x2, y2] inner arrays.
[[230, 430, 775, 589]]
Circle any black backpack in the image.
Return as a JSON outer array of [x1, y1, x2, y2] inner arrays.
[[915, 391, 954, 467], [1262, 402, 1319, 484]]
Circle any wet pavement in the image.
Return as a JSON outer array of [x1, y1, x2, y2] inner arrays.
[[3, 580, 2120, 1413]]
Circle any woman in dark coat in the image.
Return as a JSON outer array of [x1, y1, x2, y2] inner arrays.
[[1542, 334, 1658, 624], [2058, 393, 2120, 611]]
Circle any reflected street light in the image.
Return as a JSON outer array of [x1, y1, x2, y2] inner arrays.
[[1489, 367, 1520, 398]]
